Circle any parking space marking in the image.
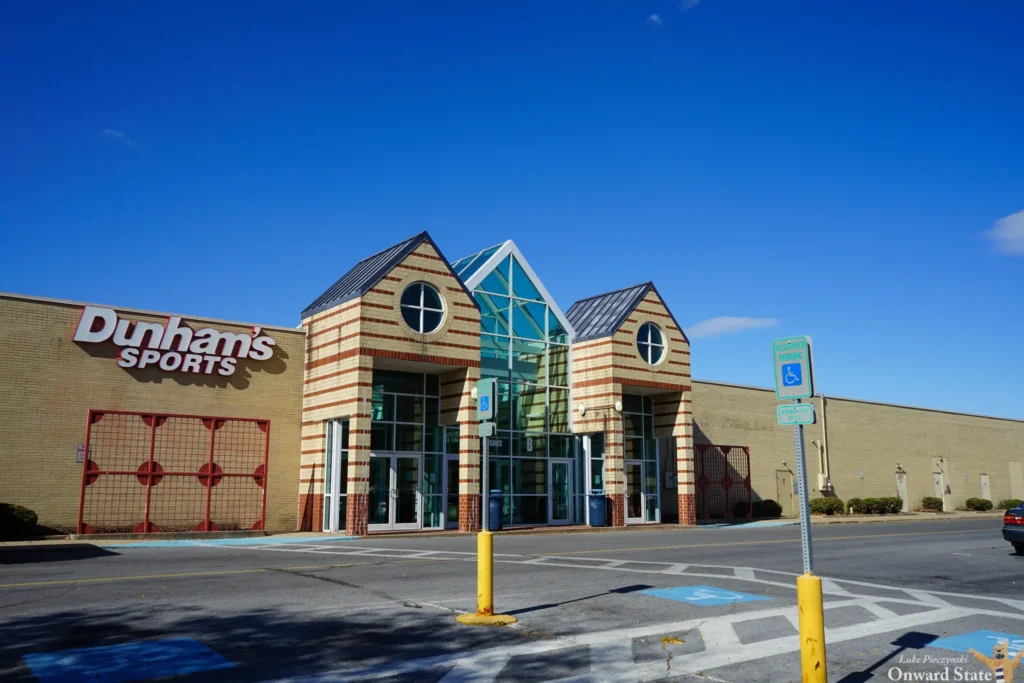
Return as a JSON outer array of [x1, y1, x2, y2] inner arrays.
[[537, 526, 994, 556], [0, 559, 432, 590]]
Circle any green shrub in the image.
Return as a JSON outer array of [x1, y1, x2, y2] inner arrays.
[[0, 503, 38, 540], [921, 496, 943, 512], [752, 499, 783, 518], [809, 497, 844, 515], [882, 497, 904, 513], [732, 501, 750, 518], [847, 497, 902, 514], [965, 498, 993, 511], [999, 499, 1023, 510]]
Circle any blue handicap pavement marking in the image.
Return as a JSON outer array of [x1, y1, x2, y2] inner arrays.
[[781, 362, 803, 386], [640, 585, 771, 607], [22, 637, 233, 683], [928, 630, 1024, 655]]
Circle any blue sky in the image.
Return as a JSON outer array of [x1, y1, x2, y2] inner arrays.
[[1, 1, 1022, 418]]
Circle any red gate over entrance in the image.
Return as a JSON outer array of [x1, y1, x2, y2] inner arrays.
[[77, 410, 270, 534], [694, 444, 752, 521]]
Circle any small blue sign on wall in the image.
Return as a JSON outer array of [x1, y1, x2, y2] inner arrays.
[[929, 630, 1024, 655], [640, 585, 771, 606]]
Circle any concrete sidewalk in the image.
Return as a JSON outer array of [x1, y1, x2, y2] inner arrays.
[[0, 509, 1006, 549]]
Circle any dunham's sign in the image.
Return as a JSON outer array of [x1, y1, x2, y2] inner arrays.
[[74, 306, 276, 376]]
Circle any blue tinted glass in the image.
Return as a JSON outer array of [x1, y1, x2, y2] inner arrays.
[[511, 338, 545, 384], [515, 383, 547, 432], [480, 334, 510, 380], [479, 255, 511, 294], [475, 292, 510, 335], [547, 309, 568, 343], [456, 244, 502, 280], [511, 257, 543, 301], [512, 300, 546, 340]]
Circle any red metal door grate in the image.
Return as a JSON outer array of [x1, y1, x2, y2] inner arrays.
[[694, 444, 751, 521], [77, 410, 270, 534]]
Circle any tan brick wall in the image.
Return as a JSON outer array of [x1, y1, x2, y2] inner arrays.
[[0, 294, 304, 531], [692, 380, 1024, 512], [570, 288, 693, 524], [298, 239, 481, 533]]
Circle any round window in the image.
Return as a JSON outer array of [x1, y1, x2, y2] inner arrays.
[[636, 322, 665, 365], [400, 282, 445, 334]]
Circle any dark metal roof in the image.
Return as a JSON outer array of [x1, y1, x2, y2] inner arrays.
[[301, 232, 478, 319], [566, 282, 689, 344]]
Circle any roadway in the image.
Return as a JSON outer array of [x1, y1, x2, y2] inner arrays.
[[1, 518, 1020, 681]]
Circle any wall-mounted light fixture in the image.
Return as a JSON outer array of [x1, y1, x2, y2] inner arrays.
[[578, 402, 586, 416], [614, 400, 622, 413]]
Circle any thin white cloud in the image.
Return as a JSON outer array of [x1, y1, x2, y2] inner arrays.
[[647, 13, 663, 26], [680, 0, 701, 11], [98, 128, 139, 147], [982, 209, 1024, 256], [687, 316, 780, 339]]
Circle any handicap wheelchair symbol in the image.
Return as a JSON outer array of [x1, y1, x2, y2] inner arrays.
[[781, 363, 802, 387]]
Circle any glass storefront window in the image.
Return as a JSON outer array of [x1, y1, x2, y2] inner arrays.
[[481, 334, 510, 380], [513, 459, 546, 494], [512, 300, 546, 340], [513, 496, 547, 525], [511, 339, 545, 383], [445, 426, 460, 455], [548, 310, 568, 344], [374, 369, 424, 395], [395, 395, 423, 423], [451, 243, 580, 525], [515, 383, 546, 432], [514, 433, 545, 458], [511, 257, 543, 301], [549, 388, 569, 433], [480, 256, 511, 295], [548, 345, 569, 387], [476, 292, 510, 335], [395, 424, 423, 452], [550, 434, 574, 459]]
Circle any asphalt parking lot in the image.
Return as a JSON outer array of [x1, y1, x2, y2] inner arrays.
[[2, 518, 1022, 682]]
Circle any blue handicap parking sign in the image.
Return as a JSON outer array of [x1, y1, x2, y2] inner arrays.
[[640, 585, 771, 606], [928, 629, 1024, 655], [781, 363, 802, 387], [479, 396, 490, 413]]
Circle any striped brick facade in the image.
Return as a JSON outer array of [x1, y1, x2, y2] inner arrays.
[[300, 241, 480, 535], [571, 289, 694, 526]]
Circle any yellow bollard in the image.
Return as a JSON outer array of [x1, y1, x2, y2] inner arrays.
[[477, 530, 493, 615], [797, 573, 827, 682], [456, 530, 517, 626]]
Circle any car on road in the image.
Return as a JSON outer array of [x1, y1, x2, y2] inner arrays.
[[1004, 505, 1024, 554]]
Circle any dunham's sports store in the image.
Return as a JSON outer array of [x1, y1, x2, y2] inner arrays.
[[2, 232, 1024, 537]]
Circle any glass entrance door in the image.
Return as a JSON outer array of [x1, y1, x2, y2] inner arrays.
[[368, 454, 422, 532], [626, 461, 644, 523], [549, 460, 572, 525], [626, 460, 659, 524], [445, 456, 459, 529]]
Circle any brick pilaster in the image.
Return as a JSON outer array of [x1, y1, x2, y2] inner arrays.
[[607, 493, 625, 527], [344, 374, 372, 536], [458, 493, 481, 533], [678, 492, 696, 526]]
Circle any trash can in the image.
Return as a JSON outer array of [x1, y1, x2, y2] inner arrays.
[[488, 490, 503, 531], [588, 490, 607, 527]]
